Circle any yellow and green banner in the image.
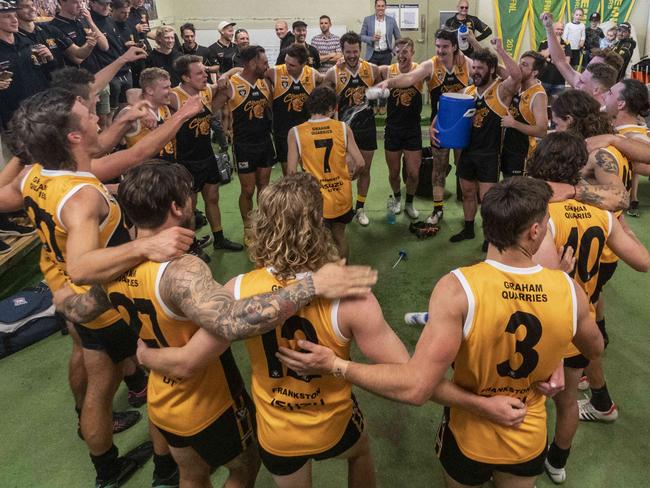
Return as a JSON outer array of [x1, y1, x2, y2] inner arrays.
[[528, 0, 566, 49], [566, 0, 601, 20], [601, 0, 636, 24], [493, 0, 531, 58]]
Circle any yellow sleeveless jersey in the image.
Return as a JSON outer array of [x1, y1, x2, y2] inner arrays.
[[505, 82, 546, 161], [597, 145, 630, 264], [335, 61, 375, 110], [293, 117, 351, 219], [124, 105, 176, 160], [449, 260, 577, 464], [105, 260, 244, 436], [21, 164, 129, 329], [272, 64, 317, 135], [234, 267, 354, 457]]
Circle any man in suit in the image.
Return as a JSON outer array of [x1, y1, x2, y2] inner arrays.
[[360, 0, 400, 65]]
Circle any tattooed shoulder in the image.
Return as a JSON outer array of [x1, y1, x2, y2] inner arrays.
[[593, 149, 620, 175]]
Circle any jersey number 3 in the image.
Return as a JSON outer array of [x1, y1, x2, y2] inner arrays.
[[497, 311, 542, 379]]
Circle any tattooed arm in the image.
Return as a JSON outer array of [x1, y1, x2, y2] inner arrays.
[[160, 255, 376, 341], [58, 284, 112, 324], [546, 179, 629, 212]]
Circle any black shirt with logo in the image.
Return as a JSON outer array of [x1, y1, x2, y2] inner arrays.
[[48, 14, 100, 73], [207, 40, 237, 73], [276, 44, 320, 70]]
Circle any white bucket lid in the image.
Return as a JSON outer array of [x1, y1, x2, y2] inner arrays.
[[441, 93, 474, 100]]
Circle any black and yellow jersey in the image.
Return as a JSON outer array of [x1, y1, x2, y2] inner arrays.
[[124, 104, 175, 161], [172, 85, 214, 162], [272, 64, 317, 137], [428, 56, 470, 121], [228, 73, 272, 144], [464, 81, 509, 155], [386, 63, 423, 129], [335, 61, 374, 118], [502, 82, 546, 167]]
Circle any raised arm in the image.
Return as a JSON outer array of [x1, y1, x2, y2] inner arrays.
[[541, 13, 580, 87], [492, 38, 522, 100], [160, 255, 377, 341], [93, 46, 147, 94], [377, 61, 431, 90]]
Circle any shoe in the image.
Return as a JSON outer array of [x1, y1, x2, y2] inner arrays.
[[387, 196, 401, 215], [627, 201, 640, 217], [409, 221, 426, 234], [78, 410, 142, 440], [0, 239, 10, 254], [355, 208, 370, 226], [578, 398, 618, 422], [449, 228, 475, 243], [0, 220, 36, 236], [128, 385, 147, 408], [405, 204, 419, 219], [194, 210, 208, 229], [544, 458, 566, 484], [482, 240, 489, 252], [214, 237, 244, 252], [414, 223, 440, 239], [189, 239, 211, 263], [152, 467, 180, 488], [577, 375, 590, 391], [96, 441, 154, 488], [196, 234, 213, 249], [426, 210, 443, 225]]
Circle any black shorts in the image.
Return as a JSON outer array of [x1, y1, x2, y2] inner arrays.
[[259, 397, 365, 476], [592, 260, 618, 304], [273, 132, 289, 163], [234, 138, 276, 174], [384, 125, 422, 152], [350, 116, 378, 152], [457, 151, 500, 183], [180, 156, 221, 192], [500, 149, 527, 178], [323, 208, 355, 226], [74, 319, 137, 364], [436, 413, 546, 486], [565, 353, 590, 369], [158, 390, 256, 468]]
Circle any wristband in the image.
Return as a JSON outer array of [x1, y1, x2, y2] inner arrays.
[[332, 357, 350, 378]]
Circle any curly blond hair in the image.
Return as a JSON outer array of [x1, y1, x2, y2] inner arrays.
[[249, 173, 340, 281]]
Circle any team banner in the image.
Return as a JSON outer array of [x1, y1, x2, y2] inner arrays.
[[493, 0, 531, 58], [528, 0, 567, 49], [566, 0, 601, 20], [601, 0, 636, 24]]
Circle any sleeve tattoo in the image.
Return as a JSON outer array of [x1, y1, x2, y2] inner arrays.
[[594, 149, 620, 175], [161, 256, 316, 341], [62, 284, 112, 324], [575, 178, 629, 212]]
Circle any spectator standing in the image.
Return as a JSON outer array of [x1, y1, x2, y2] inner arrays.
[[444, 0, 492, 55], [275, 19, 294, 51], [612, 22, 636, 79], [231, 28, 249, 68], [562, 8, 585, 70], [360, 0, 400, 65], [179, 22, 217, 75], [538, 22, 571, 98], [584, 12, 604, 65], [125, 0, 149, 86], [146, 25, 182, 86], [207, 20, 236, 73], [276, 21, 320, 70], [311, 14, 341, 74]]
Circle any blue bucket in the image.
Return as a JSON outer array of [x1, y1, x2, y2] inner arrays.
[[435, 93, 476, 149]]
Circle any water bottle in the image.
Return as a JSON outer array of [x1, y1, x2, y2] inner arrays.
[[366, 87, 390, 100], [458, 24, 469, 51], [404, 312, 428, 325], [386, 197, 396, 224]]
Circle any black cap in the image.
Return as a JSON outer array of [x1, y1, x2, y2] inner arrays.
[[292, 20, 307, 30], [0, 0, 17, 12], [589, 12, 600, 21], [618, 22, 631, 31]]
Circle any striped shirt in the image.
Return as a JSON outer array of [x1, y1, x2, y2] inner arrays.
[[311, 32, 341, 73]]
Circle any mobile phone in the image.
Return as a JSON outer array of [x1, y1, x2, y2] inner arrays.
[[0, 71, 14, 81]]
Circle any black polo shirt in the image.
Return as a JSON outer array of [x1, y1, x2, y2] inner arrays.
[[146, 48, 183, 86], [207, 39, 237, 72], [90, 10, 128, 74], [276, 43, 320, 70], [18, 23, 72, 72], [49, 14, 101, 73], [0, 34, 51, 129], [181, 42, 212, 65]]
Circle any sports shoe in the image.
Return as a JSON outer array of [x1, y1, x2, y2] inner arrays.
[[449, 228, 475, 243], [387, 195, 401, 215], [0, 220, 36, 236], [0, 239, 10, 254], [578, 398, 618, 422], [188, 239, 211, 263], [577, 375, 590, 391], [152, 467, 180, 488], [78, 410, 142, 440], [214, 236, 244, 252], [355, 208, 370, 226], [627, 200, 640, 217], [194, 210, 208, 229], [196, 234, 213, 249], [426, 210, 443, 225], [96, 441, 154, 488], [544, 458, 566, 484], [128, 385, 147, 408], [405, 204, 419, 219]]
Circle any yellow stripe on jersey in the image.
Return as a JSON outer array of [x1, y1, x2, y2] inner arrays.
[[449, 260, 576, 464], [388, 62, 424, 93], [335, 61, 374, 97], [428, 55, 470, 92], [273, 64, 317, 101], [294, 118, 352, 219], [124, 105, 175, 158], [236, 267, 353, 457], [172, 85, 213, 111], [105, 260, 242, 436], [228, 73, 271, 112], [21, 164, 125, 329], [465, 80, 509, 118]]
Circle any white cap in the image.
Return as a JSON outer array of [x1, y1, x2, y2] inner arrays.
[[218, 21, 236, 32]]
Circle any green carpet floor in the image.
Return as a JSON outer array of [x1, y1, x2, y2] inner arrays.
[[1, 143, 649, 487]]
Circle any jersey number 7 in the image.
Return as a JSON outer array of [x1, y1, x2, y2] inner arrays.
[[314, 138, 333, 173]]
